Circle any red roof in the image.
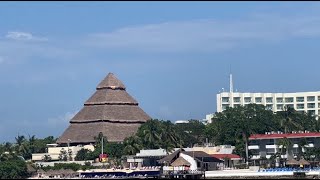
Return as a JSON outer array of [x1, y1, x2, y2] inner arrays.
[[249, 132, 320, 140], [211, 154, 241, 160]]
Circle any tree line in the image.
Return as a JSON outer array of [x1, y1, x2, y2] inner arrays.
[[1, 104, 319, 172]]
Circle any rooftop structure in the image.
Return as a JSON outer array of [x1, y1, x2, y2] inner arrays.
[[57, 73, 151, 144]]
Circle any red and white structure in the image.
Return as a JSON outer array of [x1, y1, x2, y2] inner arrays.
[[248, 131, 320, 160]]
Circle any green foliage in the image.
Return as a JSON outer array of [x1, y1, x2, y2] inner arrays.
[[123, 136, 142, 155], [0, 158, 28, 179], [75, 149, 91, 161], [58, 148, 68, 161]]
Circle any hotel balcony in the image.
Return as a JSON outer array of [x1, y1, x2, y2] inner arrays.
[[266, 145, 277, 149], [248, 145, 259, 150]]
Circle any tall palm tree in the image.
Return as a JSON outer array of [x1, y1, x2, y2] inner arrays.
[[277, 138, 293, 162], [278, 106, 303, 133], [160, 121, 182, 149], [123, 136, 142, 155], [298, 138, 309, 159], [142, 120, 162, 149]]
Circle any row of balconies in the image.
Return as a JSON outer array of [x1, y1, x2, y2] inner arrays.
[[248, 143, 315, 150], [250, 154, 288, 160]]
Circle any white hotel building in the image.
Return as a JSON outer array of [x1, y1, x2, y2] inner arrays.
[[217, 91, 320, 116]]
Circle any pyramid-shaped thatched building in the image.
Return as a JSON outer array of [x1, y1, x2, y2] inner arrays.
[[57, 73, 151, 144]]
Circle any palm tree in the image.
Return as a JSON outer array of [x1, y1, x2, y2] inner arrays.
[[142, 120, 162, 149], [278, 106, 302, 133], [123, 136, 142, 155], [277, 137, 293, 165], [94, 132, 108, 148], [160, 121, 182, 151], [298, 138, 309, 159]]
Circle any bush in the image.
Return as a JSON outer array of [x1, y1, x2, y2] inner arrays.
[[0, 159, 29, 179]]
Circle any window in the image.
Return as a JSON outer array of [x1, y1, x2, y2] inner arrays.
[[222, 97, 229, 103], [277, 104, 283, 110], [277, 98, 283, 103], [255, 97, 262, 103], [222, 104, 229, 110], [285, 97, 294, 103], [233, 97, 240, 103], [250, 149, 259, 155], [308, 103, 315, 108], [266, 97, 273, 103], [244, 97, 251, 103], [266, 148, 275, 155], [318, 96, 320, 101], [266, 139, 275, 145], [296, 104, 304, 109], [307, 96, 315, 102], [286, 104, 294, 109], [296, 97, 304, 102], [266, 104, 273, 111], [249, 140, 259, 146], [234, 104, 241, 108]]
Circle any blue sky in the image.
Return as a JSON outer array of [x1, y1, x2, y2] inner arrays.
[[1, 2, 320, 142]]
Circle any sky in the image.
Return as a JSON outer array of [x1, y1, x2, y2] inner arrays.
[[1, 2, 320, 142]]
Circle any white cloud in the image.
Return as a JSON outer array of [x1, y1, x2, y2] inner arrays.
[[5, 31, 48, 42], [47, 111, 78, 127], [85, 14, 320, 53]]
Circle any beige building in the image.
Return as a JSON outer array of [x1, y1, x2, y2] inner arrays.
[[32, 144, 94, 162]]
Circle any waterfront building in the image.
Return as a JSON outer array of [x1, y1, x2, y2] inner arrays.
[[248, 131, 320, 164], [57, 73, 151, 145]]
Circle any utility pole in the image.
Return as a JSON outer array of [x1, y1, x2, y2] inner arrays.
[[101, 135, 104, 155]]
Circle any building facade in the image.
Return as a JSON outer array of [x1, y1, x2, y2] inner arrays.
[[217, 91, 320, 116], [248, 131, 320, 162]]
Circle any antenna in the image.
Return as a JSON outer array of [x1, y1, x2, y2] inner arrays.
[[229, 65, 233, 93]]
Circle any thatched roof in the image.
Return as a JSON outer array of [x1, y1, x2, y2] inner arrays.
[[298, 158, 310, 165], [84, 89, 138, 105], [286, 158, 299, 165], [158, 149, 184, 164], [57, 72, 151, 144], [97, 73, 126, 90], [70, 105, 150, 123], [57, 121, 143, 143], [171, 156, 191, 166]]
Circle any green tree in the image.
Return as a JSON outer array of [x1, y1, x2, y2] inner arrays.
[[277, 138, 293, 161], [42, 154, 52, 162], [277, 106, 303, 133], [75, 149, 91, 161], [298, 138, 309, 159], [137, 119, 162, 149], [123, 136, 142, 155], [58, 148, 68, 161], [0, 159, 28, 179]]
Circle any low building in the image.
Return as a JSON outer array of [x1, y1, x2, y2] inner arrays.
[[32, 143, 94, 162], [125, 149, 167, 169], [159, 149, 222, 171], [248, 131, 320, 166]]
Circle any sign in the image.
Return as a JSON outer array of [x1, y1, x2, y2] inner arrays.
[[99, 154, 108, 162]]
